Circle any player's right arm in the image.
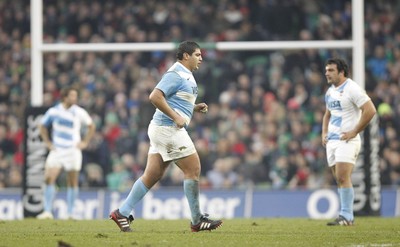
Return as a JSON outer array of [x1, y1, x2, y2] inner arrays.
[[149, 88, 186, 128], [39, 124, 54, 150], [322, 108, 331, 147], [40, 108, 55, 150]]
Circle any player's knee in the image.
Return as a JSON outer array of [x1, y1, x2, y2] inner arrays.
[[194, 166, 201, 177], [185, 167, 200, 179], [336, 176, 350, 186], [45, 176, 55, 184], [142, 174, 161, 188]]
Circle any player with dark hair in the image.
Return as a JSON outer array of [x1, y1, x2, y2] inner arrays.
[[110, 41, 222, 232], [37, 86, 96, 219], [322, 58, 376, 226]]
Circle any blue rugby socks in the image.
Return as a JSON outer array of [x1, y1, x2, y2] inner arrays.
[[338, 187, 354, 221], [44, 184, 56, 212], [67, 187, 79, 216], [119, 178, 149, 217], [184, 179, 202, 225]]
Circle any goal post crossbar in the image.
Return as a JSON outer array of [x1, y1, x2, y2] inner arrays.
[[40, 40, 354, 53]]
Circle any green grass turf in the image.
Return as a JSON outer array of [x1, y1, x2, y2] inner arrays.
[[1, 217, 399, 247]]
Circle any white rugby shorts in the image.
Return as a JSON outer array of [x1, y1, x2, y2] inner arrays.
[[45, 147, 83, 171], [148, 123, 196, 162], [326, 137, 361, 167]]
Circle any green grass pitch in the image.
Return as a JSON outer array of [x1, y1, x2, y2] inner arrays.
[[1, 217, 399, 247]]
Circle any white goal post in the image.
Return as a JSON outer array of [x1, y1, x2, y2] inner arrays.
[[31, 0, 364, 106]]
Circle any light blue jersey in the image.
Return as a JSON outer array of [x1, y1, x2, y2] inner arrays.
[[325, 79, 370, 140], [41, 103, 93, 149], [151, 62, 198, 127]]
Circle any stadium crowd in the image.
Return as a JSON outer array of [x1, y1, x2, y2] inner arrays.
[[0, 0, 400, 190]]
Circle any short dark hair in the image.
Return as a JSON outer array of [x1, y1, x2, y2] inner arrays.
[[176, 41, 200, 60], [60, 86, 78, 99], [325, 58, 349, 77]]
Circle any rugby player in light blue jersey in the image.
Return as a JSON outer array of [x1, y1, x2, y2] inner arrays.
[[110, 41, 222, 232], [322, 58, 376, 226], [36, 86, 95, 219]]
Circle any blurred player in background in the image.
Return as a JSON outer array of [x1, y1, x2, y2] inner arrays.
[[36, 86, 95, 219], [322, 58, 376, 226], [110, 41, 222, 232]]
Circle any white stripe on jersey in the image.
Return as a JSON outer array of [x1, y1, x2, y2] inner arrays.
[[176, 91, 196, 104]]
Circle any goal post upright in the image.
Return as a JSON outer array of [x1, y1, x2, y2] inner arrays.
[[352, 0, 365, 89], [30, 0, 43, 107]]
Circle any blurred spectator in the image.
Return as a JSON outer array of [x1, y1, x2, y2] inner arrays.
[[367, 45, 389, 80], [6, 166, 23, 188], [82, 163, 106, 188], [120, 153, 143, 181], [269, 156, 290, 189], [83, 132, 112, 178], [207, 157, 239, 189], [106, 162, 132, 191], [115, 126, 137, 156], [0, 123, 15, 155]]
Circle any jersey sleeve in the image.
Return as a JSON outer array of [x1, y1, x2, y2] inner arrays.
[[40, 108, 54, 126], [78, 107, 93, 125], [155, 72, 182, 97], [349, 83, 370, 108]]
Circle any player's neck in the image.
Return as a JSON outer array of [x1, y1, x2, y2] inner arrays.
[[177, 60, 193, 72], [334, 77, 347, 88], [61, 102, 73, 109]]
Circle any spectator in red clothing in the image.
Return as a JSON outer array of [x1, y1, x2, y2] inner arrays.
[[103, 112, 121, 151]]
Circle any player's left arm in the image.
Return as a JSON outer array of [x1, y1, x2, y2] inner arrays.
[[77, 110, 96, 150], [78, 122, 96, 150], [341, 100, 377, 141]]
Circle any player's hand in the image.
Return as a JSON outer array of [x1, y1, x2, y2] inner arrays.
[[322, 134, 328, 147], [77, 141, 89, 150], [340, 130, 357, 142], [45, 141, 55, 150], [174, 116, 187, 128], [195, 103, 208, 113]]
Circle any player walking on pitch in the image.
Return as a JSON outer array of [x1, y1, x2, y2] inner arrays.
[[110, 41, 222, 232], [322, 58, 376, 226]]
